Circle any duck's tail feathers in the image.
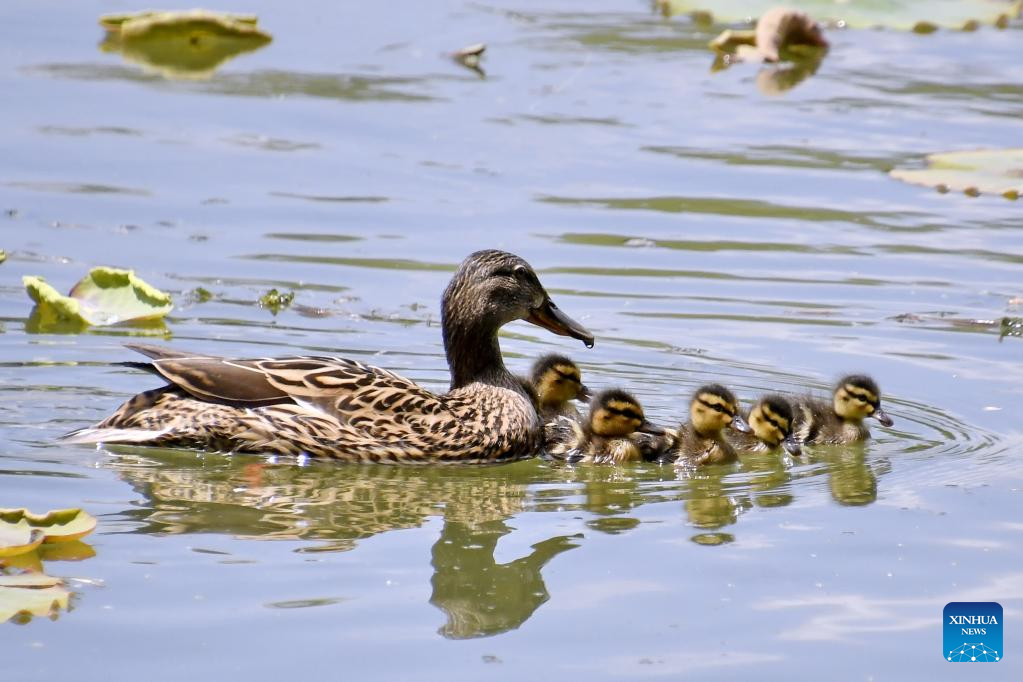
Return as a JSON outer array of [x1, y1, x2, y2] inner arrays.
[[60, 426, 168, 445]]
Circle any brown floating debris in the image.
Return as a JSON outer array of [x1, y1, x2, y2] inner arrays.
[[452, 43, 487, 76], [754, 7, 829, 62]]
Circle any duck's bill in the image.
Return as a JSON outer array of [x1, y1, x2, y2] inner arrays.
[[576, 383, 593, 402], [872, 407, 894, 427], [782, 434, 803, 457], [638, 420, 667, 436], [527, 299, 595, 348], [730, 414, 753, 434]]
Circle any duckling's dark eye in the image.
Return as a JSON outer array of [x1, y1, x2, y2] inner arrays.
[[513, 264, 529, 279]]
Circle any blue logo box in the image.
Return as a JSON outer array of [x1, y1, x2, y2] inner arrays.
[[944, 602, 1002, 662]]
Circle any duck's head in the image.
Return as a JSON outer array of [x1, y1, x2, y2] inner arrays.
[[749, 395, 801, 456], [530, 354, 591, 410], [588, 388, 665, 438], [833, 375, 893, 427], [690, 384, 751, 436], [442, 251, 593, 388]]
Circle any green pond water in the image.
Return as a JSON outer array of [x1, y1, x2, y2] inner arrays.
[[2, 0, 1021, 679]]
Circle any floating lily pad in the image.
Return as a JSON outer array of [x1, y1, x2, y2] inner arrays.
[[662, 0, 1022, 30], [99, 10, 273, 80], [259, 288, 294, 315], [889, 149, 1023, 200], [0, 574, 71, 623], [24, 267, 172, 333], [0, 508, 98, 544]]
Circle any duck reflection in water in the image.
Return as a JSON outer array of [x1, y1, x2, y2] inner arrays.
[[106, 449, 579, 638], [430, 520, 580, 639]]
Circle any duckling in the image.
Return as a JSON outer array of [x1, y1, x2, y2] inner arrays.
[[61, 250, 595, 463], [667, 384, 751, 466], [547, 389, 667, 464], [793, 374, 894, 445], [729, 395, 802, 457], [529, 354, 591, 421]]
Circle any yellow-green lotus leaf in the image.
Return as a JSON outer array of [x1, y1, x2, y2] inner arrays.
[[0, 574, 71, 623], [890, 149, 1023, 199], [99, 10, 272, 80], [24, 267, 172, 331], [661, 0, 1022, 30], [0, 521, 44, 558], [38, 541, 96, 563], [0, 508, 98, 544]]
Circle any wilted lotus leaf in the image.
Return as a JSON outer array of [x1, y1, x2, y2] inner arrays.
[[99, 10, 272, 79], [24, 267, 172, 332], [0, 509, 98, 545], [663, 0, 1022, 31], [0, 521, 43, 559], [890, 149, 1023, 200], [0, 574, 71, 623]]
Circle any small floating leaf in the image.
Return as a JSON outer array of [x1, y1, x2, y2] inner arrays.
[[890, 149, 1023, 199], [662, 0, 1022, 31], [1001, 317, 1023, 340], [0, 574, 71, 623], [99, 10, 272, 80], [0, 508, 98, 544], [258, 288, 294, 315], [0, 250, 6, 264], [24, 267, 172, 332]]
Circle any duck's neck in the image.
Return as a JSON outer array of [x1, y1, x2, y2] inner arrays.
[[443, 316, 517, 392]]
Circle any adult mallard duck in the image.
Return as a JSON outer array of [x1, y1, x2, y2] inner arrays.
[[546, 388, 667, 464], [62, 250, 594, 463], [793, 374, 893, 445], [662, 384, 751, 466], [728, 394, 802, 457], [529, 354, 591, 422]]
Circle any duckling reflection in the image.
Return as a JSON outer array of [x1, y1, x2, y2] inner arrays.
[[529, 354, 591, 421], [683, 468, 753, 532], [794, 375, 894, 445], [819, 445, 887, 507], [665, 384, 751, 466], [547, 389, 668, 464], [730, 395, 802, 457]]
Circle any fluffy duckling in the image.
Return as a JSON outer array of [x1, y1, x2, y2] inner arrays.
[[667, 384, 751, 466], [793, 374, 894, 445], [529, 354, 591, 421], [547, 388, 667, 464], [729, 395, 802, 457]]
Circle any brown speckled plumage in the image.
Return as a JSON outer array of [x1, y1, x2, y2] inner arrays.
[[546, 389, 668, 464], [663, 384, 750, 467], [793, 375, 893, 445], [63, 250, 594, 464]]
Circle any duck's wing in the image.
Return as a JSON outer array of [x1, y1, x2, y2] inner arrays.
[[124, 344, 457, 430]]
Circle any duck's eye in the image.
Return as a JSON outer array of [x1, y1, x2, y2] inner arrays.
[[513, 264, 528, 278]]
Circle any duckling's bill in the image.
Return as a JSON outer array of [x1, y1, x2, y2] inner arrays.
[[527, 298, 594, 348], [872, 407, 894, 427], [730, 413, 752, 434], [782, 433, 802, 456], [639, 420, 667, 436]]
